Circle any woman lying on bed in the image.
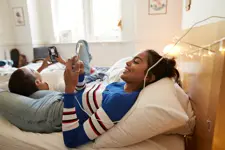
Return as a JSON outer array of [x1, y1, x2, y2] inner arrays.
[[4, 49, 180, 148]]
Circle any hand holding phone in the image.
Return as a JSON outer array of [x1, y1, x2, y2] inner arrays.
[[48, 46, 59, 63]]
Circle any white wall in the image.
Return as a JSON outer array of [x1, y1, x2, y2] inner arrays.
[[0, 0, 15, 59], [134, 0, 182, 54], [182, 0, 225, 29], [0, 0, 183, 66], [8, 0, 33, 61]]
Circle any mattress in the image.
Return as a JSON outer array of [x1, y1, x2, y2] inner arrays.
[[0, 117, 184, 150]]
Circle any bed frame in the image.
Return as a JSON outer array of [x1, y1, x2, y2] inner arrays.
[[177, 21, 225, 150]]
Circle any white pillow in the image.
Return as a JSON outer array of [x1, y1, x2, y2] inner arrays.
[[94, 78, 189, 148], [104, 57, 132, 84], [170, 83, 195, 135]]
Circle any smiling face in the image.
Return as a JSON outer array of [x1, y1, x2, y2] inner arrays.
[[121, 51, 151, 86]]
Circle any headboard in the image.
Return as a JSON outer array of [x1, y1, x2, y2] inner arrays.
[[177, 21, 225, 150]]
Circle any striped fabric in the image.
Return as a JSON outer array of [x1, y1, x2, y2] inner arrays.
[[75, 79, 86, 91], [82, 83, 104, 115], [62, 108, 79, 131], [83, 108, 114, 140]]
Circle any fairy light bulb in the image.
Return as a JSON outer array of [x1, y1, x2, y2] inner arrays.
[[163, 44, 181, 57]]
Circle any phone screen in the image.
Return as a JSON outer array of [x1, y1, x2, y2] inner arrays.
[[48, 46, 58, 63]]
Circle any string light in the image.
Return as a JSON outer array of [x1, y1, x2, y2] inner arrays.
[[219, 40, 225, 52], [174, 37, 225, 58]]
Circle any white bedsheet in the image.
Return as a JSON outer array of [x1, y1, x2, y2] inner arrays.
[[0, 117, 184, 150]]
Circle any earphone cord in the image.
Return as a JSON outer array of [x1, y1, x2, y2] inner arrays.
[[73, 94, 120, 124]]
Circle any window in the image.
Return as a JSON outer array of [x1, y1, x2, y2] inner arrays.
[[51, 0, 121, 43]]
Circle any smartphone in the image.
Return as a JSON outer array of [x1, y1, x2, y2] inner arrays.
[[48, 46, 58, 63], [76, 43, 83, 57], [72, 43, 83, 72]]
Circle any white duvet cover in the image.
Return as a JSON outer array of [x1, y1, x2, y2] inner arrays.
[[0, 117, 184, 150]]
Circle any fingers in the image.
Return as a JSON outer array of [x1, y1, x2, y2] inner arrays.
[[45, 56, 51, 62], [74, 61, 80, 73], [65, 58, 73, 71], [72, 56, 79, 63], [65, 56, 82, 73]]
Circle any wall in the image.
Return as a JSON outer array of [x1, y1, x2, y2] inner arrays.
[[8, 0, 33, 61], [134, 0, 183, 54], [0, 0, 15, 59], [182, 0, 225, 29], [0, 0, 182, 66]]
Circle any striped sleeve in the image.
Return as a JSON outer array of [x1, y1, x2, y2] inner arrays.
[[62, 93, 136, 148], [75, 74, 86, 91]]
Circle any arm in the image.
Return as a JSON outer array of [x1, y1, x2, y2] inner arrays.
[[62, 93, 129, 148], [37, 56, 66, 73], [75, 74, 86, 92], [37, 57, 52, 73], [56, 56, 66, 65]]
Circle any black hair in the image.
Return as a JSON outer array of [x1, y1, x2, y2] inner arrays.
[[8, 69, 39, 96], [145, 49, 181, 86]]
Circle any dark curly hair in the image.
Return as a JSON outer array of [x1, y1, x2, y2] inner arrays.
[[145, 49, 181, 86]]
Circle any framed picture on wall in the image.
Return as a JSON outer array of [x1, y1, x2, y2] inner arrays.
[[148, 0, 168, 15], [12, 7, 25, 26]]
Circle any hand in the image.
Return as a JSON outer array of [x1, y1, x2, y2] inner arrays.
[[37, 57, 52, 73], [41, 57, 52, 68], [64, 56, 81, 93], [68, 55, 84, 75], [56, 55, 66, 65], [78, 60, 84, 75]]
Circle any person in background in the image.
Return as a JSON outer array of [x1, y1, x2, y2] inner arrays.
[[10, 48, 28, 68]]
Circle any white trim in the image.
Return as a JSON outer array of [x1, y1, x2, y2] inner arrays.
[[91, 115, 105, 134], [62, 121, 79, 131], [63, 114, 77, 121], [63, 108, 76, 113], [83, 119, 98, 140], [97, 108, 114, 128]]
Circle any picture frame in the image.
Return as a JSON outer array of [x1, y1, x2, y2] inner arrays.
[[12, 7, 25, 26], [148, 0, 168, 15], [185, 0, 192, 11]]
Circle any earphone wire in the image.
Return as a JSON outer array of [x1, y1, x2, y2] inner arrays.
[[73, 93, 120, 124]]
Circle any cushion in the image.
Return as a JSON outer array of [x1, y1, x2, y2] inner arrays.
[[0, 90, 63, 133], [94, 78, 190, 148], [170, 83, 195, 135]]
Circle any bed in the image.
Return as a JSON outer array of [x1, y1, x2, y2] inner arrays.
[[2, 28, 224, 150], [0, 57, 190, 150]]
